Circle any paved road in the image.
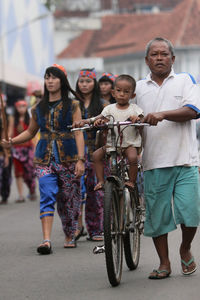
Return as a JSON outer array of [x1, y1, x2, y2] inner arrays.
[[0, 179, 200, 300]]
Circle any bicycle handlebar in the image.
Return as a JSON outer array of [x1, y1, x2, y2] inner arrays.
[[70, 121, 149, 132]]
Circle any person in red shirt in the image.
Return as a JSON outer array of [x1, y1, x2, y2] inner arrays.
[[12, 100, 36, 203]]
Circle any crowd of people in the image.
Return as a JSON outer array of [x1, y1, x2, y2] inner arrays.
[[1, 37, 200, 280]]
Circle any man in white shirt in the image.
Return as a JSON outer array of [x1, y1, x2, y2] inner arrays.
[[135, 37, 200, 279]]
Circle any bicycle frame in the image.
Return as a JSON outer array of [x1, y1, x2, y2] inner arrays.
[[71, 118, 148, 286]]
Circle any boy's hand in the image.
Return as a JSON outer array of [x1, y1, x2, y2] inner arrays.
[[128, 115, 141, 123], [94, 118, 106, 126]]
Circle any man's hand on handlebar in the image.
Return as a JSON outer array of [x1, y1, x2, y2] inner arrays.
[[143, 112, 165, 126]]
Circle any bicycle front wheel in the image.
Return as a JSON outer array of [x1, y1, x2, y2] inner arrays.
[[104, 181, 123, 287], [123, 186, 140, 270]]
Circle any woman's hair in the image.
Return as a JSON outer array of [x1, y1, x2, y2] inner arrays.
[[38, 66, 81, 118], [98, 75, 116, 104], [76, 68, 103, 117], [14, 104, 30, 127]]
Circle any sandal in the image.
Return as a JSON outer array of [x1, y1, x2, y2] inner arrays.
[[75, 226, 87, 241], [148, 269, 171, 279], [181, 257, 197, 275], [93, 244, 105, 254], [64, 238, 77, 248], [15, 198, 25, 203], [94, 182, 104, 191], [87, 235, 104, 242], [37, 240, 52, 255], [29, 193, 37, 201]]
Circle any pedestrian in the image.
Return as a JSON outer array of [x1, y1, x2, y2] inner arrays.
[[2, 64, 85, 253], [74, 67, 104, 241], [134, 37, 200, 279], [12, 100, 36, 203], [0, 94, 13, 205], [93, 74, 143, 191], [98, 72, 117, 106]]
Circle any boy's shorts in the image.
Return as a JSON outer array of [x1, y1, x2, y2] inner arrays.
[[144, 166, 200, 237]]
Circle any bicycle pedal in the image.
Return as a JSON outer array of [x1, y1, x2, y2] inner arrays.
[[93, 245, 105, 254]]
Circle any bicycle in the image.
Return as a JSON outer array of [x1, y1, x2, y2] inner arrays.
[[72, 118, 148, 287]]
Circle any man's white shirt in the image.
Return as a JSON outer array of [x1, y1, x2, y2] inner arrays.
[[135, 69, 200, 171]]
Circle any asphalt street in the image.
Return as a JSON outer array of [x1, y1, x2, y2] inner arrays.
[[0, 179, 200, 300]]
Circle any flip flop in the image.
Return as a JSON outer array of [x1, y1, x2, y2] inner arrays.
[[87, 235, 104, 242], [37, 240, 52, 255], [75, 226, 87, 241], [181, 257, 197, 275], [93, 244, 105, 254], [94, 182, 105, 191], [15, 198, 25, 203], [64, 239, 77, 248], [148, 269, 171, 279]]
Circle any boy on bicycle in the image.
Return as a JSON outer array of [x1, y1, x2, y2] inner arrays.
[[92, 74, 143, 191]]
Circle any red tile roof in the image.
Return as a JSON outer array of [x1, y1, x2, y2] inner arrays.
[[57, 0, 200, 59]]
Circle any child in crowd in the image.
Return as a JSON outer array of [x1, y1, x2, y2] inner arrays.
[[12, 100, 36, 203], [98, 72, 117, 106], [93, 74, 144, 190]]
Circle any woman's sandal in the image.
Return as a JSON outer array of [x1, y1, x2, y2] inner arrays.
[[75, 226, 87, 241], [87, 235, 104, 242], [64, 238, 77, 248], [37, 240, 52, 255], [15, 198, 25, 203], [94, 182, 105, 191]]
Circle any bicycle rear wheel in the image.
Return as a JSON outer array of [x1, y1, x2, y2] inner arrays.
[[104, 181, 123, 287], [123, 186, 140, 270]]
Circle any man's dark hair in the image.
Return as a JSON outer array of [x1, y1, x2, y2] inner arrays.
[[145, 37, 175, 57]]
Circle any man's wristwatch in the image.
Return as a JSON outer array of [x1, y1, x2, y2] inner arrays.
[[77, 156, 85, 162]]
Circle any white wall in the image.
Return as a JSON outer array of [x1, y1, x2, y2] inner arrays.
[[0, 0, 54, 87]]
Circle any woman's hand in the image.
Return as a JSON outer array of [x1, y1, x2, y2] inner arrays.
[[75, 160, 85, 178], [1, 137, 12, 149], [72, 119, 89, 128]]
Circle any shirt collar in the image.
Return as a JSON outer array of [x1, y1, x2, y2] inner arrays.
[[146, 68, 175, 83]]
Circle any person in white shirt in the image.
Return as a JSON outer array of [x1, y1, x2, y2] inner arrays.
[[134, 37, 200, 279], [93, 74, 143, 191]]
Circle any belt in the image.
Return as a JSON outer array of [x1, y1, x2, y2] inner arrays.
[[40, 131, 73, 140]]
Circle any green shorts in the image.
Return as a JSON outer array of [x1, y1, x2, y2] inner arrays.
[[144, 166, 200, 237]]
